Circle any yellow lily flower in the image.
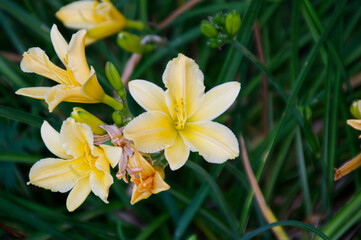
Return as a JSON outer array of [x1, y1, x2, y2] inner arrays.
[[16, 24, 105, 112], [128, 150, 170, 205], [123, 54, 240, 170], [56, 0, 126, 45], [28, 118, 122, 211]]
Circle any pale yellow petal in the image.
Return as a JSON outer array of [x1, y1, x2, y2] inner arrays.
[[15, 87, 49, 99], [41, 121, 71, 159], [99, 144, 122, 168], [123, 111, 177, 153], [130, 185, 152, 205], [67, 29, 90, 85], [128, 80, 168, 112], [66, 177, 91, 212], [56, 1, 99, 29], [50, 24, 68, 66], [180, 121, 239, 163], [152, 171, 170, 194], [163, 54, 205, 119], [80, 67, 105, 101], [89, 154, 113, 203], [20, 47, 69, 84], [164, 134, 189, 170], [60, 118, 94, 158], [28, 158, 84, 193], [189, 82, 241, 122], [44, 84, 98, 112], [347, 119, 361, 131]]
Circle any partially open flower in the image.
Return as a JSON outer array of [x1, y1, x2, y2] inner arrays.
[[56, 0, 127, 45], [16, 25, 105, 112], [28, 118, 122, 211]]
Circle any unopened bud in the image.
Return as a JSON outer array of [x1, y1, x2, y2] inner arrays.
[[112, 111, 124, 126], [117, 31, 153, 54], [71, 107, 107, 135], [105, 62, 125, 98], [225, 10, 241, 37], [207, 38, 219, 48], [350, 100, 361, 119], [200, 20, 218, 38]]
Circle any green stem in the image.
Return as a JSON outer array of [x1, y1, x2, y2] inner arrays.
[[125, 19, 146, 30], [101, 94, 124, 111]]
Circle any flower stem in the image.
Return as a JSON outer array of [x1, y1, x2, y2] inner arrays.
[[102, 94, 124, 111], [125, 20, 145, 30]]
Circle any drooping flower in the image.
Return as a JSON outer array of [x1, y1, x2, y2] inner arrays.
[[56, 0, 127, 45], [98, 124, 170, 204], [123, 54, 240, 170], [28, 118, 122, 211], [16, 25, 105, 112]]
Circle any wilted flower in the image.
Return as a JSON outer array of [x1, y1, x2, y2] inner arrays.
[[28, 118, 122, 211], [16, 25, 105, 112], [123, 54, 240, 170], [56, 0, 127, 45]]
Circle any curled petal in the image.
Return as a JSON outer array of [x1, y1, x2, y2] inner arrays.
[[130, 184, 152, 205], [20, 47, 69, 84], [61, 118, 94, 158], [152, 171, 170, 194], [164, 134, 190, 170], [123, 111, 177, 153], [16, 87, 49, 100], [180, 121, 239, 163], [66, 177, 91, 212], [189, 82, 241, 122], [41, 121, 71, 159], [50, 25, 68, 66], [80, 67, 105, 101], [163, 54, 205, 119], [128, 80, 168, 112], [28, 158, 85, 193], [67, 29, 90, 85], [128, 150, 155, 177]]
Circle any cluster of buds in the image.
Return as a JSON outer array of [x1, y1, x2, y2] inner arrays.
[[200, 10, 241, 48]]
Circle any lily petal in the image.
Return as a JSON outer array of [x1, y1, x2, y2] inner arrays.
[[56, 1, 99, 29], [80, 67, 105, 101], [130, 184, 152, 205], [99, 144, 122, 168], [61, 118, 94, 158], [189, 82, 241, 122], [44, 84, 97, 112], [128, 80, 168, 112], [28, 158, 86, 193], [163, 54, 205, 119], [67, 29, 90, 85], [86, 21, 124, 40], [180, 121, 239, 163], [50, 25, 68, 66], [66, 177, 91, 212], [41, 121, 71, 159], [20, 47, 69, 84], [15, 87, 49, 99], [123, 111, 177, 153], [90, 152, 113, 203], [164, 134, 190, 170], [128, 150, 155, 177], [152, 171, 170, 194], [347, 119, 361, 131]]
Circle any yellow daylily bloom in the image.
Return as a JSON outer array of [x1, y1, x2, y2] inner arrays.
[[16, 24, 105, 112], [123, 54, 240, 170], [56, 0, 126, 45], [28, 118, 122, 211]]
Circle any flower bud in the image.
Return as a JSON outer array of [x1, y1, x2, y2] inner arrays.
[[200, 20, 218, 38], [105, 62, 125, 98], [207, 38, 219, 48], [71, 107, 107, 135], [117, 31, 153, 54], [225, 10, 241, 37], [350, 100, 361, 119], [112, 110, 124, 126]]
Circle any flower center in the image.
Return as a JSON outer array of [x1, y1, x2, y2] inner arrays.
[[174, 98, 187, 130]]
